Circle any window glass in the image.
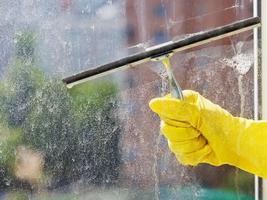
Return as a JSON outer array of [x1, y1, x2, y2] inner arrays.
[[0, 31, 256, 199], [153, 4, 166, 17], [0, 0, 257, 199], [0, 0, 253, 77]]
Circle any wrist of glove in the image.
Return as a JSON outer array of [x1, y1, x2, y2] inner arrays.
[[149, 90, 267, 178]]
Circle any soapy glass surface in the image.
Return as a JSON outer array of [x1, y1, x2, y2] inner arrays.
[[0, 0, 256, 199]]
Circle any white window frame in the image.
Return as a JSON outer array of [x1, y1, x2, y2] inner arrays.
[[260, 0, 267, 198]]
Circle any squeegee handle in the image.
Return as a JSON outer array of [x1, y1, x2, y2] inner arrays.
[[160, 56, 184, 100], [167, 67, 184, 100]]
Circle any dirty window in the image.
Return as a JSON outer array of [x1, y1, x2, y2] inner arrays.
[[0, 0, 258, 199]]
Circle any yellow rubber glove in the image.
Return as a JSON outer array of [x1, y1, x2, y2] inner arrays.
[[149, 90, 267, 178]]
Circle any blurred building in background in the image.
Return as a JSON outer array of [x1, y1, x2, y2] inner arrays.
[[120, 0, 254, 189], [125, 0, 252, 46]]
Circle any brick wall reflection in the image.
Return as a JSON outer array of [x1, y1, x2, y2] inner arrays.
[[120, 0, 254, 192]]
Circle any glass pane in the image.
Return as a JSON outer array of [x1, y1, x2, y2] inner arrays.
[[107, 31, 255, 199], [0, 0, 258, 199], [0, 28, 256, 199], [0, 0, 253, 77], [125, 0, 253, 46]]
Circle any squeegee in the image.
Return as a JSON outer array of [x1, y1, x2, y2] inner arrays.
[[63, 17, 260, 99]]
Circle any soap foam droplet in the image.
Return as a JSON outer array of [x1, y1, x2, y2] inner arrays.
[[220, 53, 253, 75]]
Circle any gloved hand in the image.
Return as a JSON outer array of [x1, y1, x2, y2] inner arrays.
[[149, 90, 267, 178]]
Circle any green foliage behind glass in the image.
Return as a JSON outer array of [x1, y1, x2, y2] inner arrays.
[[69, 79, 120, 185], [2, 59, 44, 126], [0, 31, 121, 190], [15, 32, 36, 62]]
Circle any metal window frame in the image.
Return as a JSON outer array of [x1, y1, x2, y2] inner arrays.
[[254, 0, 262, 199], [259, 0, 267, 199]]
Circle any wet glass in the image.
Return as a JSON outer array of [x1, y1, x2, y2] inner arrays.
[[0, 31, 257, 199], [0, 0, 258, 199], [0, 0, 253, 77]]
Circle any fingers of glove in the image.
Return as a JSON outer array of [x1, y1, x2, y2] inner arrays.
[[165, 90, 200, 104], [149, 97, 200, 127], [160, 121, 200, 142], [167, 135, 207, 155], [160, 116, 191, 128], [175, 145, 212, 166], [201, 152, 221, 166], [182, 90, 201, 103]]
